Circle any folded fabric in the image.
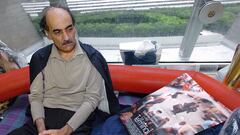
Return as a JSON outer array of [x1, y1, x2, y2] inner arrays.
[[0, 95, 29, 135]]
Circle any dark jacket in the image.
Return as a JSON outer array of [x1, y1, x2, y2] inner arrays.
[[29, 41, 120, 119]]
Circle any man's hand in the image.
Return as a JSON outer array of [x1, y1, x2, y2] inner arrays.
[[35, 118, 46, 134], [39, 124, 73, 135]]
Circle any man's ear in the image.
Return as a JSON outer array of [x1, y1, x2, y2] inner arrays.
[[44, 30, 52, 40]]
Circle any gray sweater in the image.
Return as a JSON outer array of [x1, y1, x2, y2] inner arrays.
[[29, 44, 104, 130]]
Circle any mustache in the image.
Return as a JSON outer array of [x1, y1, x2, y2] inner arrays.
[[62, 40, 73, 45]]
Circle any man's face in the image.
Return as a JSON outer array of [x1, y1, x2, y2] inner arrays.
[[45, 8, 77, 54]]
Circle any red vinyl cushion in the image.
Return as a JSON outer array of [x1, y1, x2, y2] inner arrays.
[[108, 65, 240, 110], [0, 66, 29, 101], [0, 65, 239, 111]]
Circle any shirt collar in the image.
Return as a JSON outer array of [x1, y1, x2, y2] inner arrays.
[[74, 40, 84, 56]]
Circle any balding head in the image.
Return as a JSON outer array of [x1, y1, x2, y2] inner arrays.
[[39, 5, 75, 36]]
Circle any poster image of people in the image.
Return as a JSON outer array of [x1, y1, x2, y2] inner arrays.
[[120, 73, 231, 135]]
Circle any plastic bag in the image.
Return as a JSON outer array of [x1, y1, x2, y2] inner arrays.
[[134, 40, 161, 64], [134, 40, 156, 57], [120, 40, 161, 65], [0, 40, 27, 70], [219, 108, 240, 135]]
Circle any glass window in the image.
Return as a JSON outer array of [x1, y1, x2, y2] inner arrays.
[[73, 8, 190, 37], [1, 0, 240, 74]]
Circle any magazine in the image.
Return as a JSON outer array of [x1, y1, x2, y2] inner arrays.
[[120, 73, 231, 135]]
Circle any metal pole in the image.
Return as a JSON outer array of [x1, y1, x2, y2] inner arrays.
[[179, 0, 205, 59]]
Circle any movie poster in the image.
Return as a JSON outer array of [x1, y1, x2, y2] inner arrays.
[[120, 73, 231, 135]]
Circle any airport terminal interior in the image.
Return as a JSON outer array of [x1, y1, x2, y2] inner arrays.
[[0, 0, 239, 78], [0, 0, 240, 134]]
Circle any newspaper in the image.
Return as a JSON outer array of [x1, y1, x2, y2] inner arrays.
[[120, 73, 231, 135]]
